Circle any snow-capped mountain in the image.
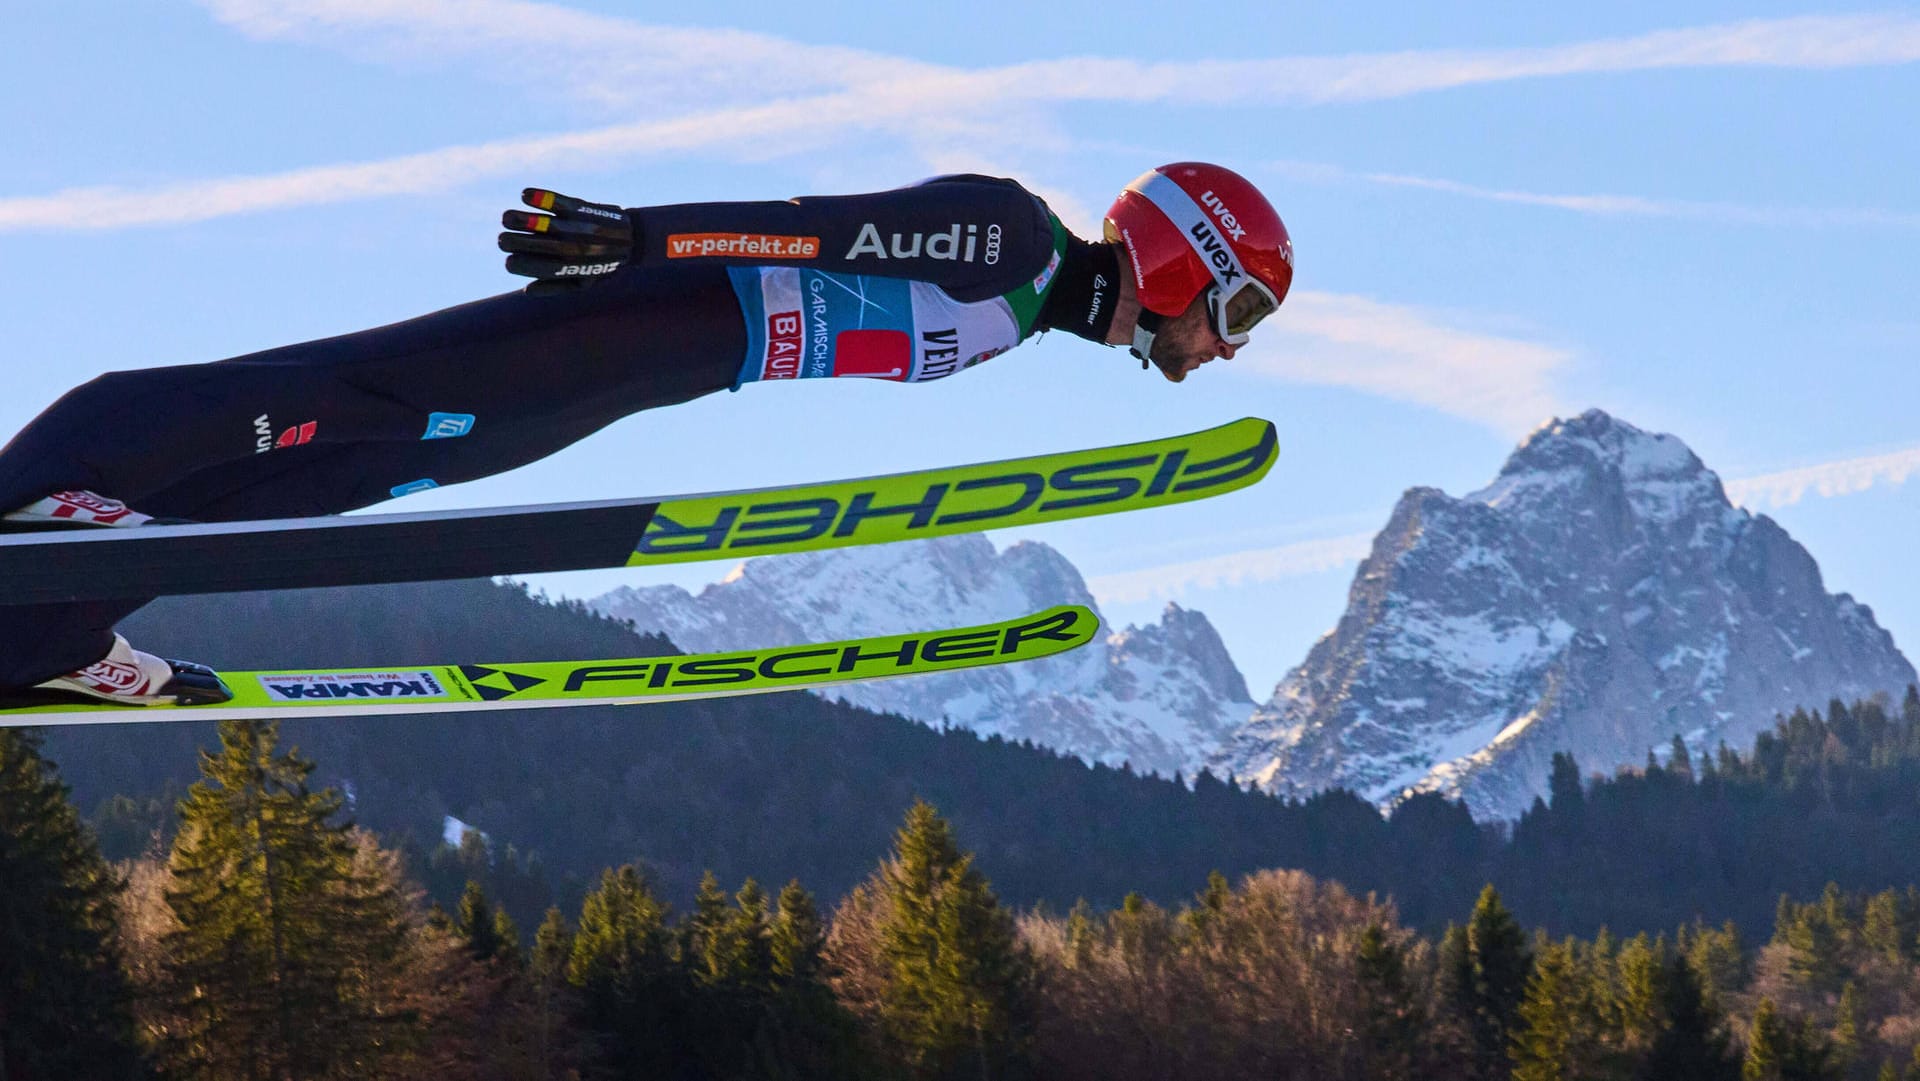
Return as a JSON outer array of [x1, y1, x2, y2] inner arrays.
[[1215, 409, 1916, 820], [590, 535, 1255, 779]]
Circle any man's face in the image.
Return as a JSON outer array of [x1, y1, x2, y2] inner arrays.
[[1147, 288, 1242, 383]]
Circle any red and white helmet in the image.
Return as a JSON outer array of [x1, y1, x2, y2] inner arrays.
[[1104, 162, 1293, 361]]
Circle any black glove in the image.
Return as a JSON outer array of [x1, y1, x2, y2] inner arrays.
[[498, 188, 636, 294]]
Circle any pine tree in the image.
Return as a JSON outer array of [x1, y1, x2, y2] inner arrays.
[[1670, 736, 1695, 779], [1743, 998, 1839, 1081], [1643, 951, 1736, 1081], [763, 878, 864, 1078], [729, 878, 774, 992], [456, 879, 507, 963], [680, 875, 778, 1080], [687, 869, 735, 988], [1614, 934, 1665, 1057], [1063, 899, 1098, 970], [1183, 869, 1231, 938], [1356, 922, 1425, 1079], [873, 799, 1034, 1080], [1832, 982, 1861, 1072], [529, 907, 576, 1079], [0, 728, 145, 1080], [1443, 884, 1534, 1079], [770, 878, 826, 986], [493, 906, 523, 967], [1548, 753, 1586, 815], [566, 864, 681, 1077], [158, 718, 412, 1079], [1863, 891, 1905, 963], [1783, 896, 1847, 992], [1509, 939, 1599, 1081], [1745, 998, 1788, 1081]]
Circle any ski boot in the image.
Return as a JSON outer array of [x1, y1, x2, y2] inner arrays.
[[2, 490, 172, 531], [30, 634, 232, 707], [2, 492, 228, 707]]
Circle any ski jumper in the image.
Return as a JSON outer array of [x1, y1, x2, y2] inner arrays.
[[0, 175, 1123, 686]]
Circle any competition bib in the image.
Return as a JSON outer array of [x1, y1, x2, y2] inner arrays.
[[730, 267, 1022, 385]]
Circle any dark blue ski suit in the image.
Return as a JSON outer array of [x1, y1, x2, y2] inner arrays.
[[0, 175, 1123, 685]]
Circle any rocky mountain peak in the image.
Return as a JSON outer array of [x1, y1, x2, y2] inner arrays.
[[1215, 410, 1914, 819], [1111, 603, 1252, 705], [592, 535, 1254, 779], [1471, 409, 1728, 526]]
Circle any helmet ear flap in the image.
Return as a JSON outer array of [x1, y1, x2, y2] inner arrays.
[[1129, 309, 1164, 367]]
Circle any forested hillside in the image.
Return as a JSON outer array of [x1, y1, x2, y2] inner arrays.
[[14, 717, 1920, 1080], [53, 580, 1487, 929], [38, 579, 1920, 942]]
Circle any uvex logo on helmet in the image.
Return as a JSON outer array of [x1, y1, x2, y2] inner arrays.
[[1199, 191, 1247, 240], [1186, 222, 1243, 286]]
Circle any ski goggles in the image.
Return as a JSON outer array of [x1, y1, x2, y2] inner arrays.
[[1206, 278, 1282, 346]]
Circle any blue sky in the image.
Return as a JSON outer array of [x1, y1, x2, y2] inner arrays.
[[5, 2, 1918, 693]]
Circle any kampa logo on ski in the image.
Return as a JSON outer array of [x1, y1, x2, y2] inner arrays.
[[636, 424, 1276, 557], [259, 670, 448, 702]]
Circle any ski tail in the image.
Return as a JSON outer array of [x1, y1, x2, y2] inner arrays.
[[0, 605, 1100, 726]]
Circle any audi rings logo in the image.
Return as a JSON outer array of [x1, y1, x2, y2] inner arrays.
[[984, 224, 1002, 265]]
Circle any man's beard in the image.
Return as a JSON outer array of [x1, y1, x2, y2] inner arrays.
[[1149, 348, 1191, 383]]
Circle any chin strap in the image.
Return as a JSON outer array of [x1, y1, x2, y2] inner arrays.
[[1129, 310, 1163, 369]]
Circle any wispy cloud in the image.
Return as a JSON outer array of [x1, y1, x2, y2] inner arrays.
[[1088, 532, 1376, 603], [1214, 14, 1920, 105], [11, 9, 1920, 234], [1726, 446, 1920, 508], [1248, 291, 1572, 437], [196, 0, 937, 109], [201, 4, 1920, 109], [0, 93, 922, 231], [1275, 161, 1920, 229]]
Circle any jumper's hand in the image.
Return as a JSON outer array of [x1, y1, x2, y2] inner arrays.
[[498, 188, 635, 294]]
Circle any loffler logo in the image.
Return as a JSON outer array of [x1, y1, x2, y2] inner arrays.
[[259, 670, 448, 702], [1086, 273, 1109, 328]]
